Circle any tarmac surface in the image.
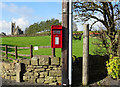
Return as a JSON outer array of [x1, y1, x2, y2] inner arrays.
[[1, 76, 120, 87], [1, 77, 61, 87]]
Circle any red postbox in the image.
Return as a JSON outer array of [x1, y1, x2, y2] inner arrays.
[[51, 25, 62, 48]]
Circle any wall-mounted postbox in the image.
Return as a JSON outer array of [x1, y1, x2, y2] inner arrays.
[[51, 25, 62, 48]]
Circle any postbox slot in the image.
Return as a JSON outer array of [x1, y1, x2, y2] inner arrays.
[[53, 30, 61, 34]]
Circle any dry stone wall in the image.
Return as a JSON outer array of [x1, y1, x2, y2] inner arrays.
[[1, 56, 62, 85], [1, 62, 16, 80]]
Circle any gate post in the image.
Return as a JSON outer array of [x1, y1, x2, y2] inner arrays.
[[16, 63, 21, 82], [82, 24, 89, 85]]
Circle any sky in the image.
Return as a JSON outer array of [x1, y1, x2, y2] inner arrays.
[[0, 1, 119, 35], [0, 2, 63, 35]]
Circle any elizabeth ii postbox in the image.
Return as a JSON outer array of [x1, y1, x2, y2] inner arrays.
[[51, 25, 62, 48]]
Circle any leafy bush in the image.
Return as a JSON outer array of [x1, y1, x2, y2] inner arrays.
[[106, 55, 120, 79], [92, 38, 107, 56], [72, 55, 76, 63]]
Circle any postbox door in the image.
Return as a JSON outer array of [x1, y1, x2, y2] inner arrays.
[[53, 34, 62, 48]]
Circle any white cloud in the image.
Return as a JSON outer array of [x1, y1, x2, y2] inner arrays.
[[1, 2, 33, 17], [0, 20, 11, 35], [12, 17, 30, 31], [0, 3, 33, 35], [0, 17, 30, 35]]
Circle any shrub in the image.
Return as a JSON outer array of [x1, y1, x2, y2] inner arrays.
[[106, 55, 120, 79], [72, 55, 76, 63]]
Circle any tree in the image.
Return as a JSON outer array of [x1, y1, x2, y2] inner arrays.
[[73, 1, 120, 56], [25, 18, 61, 34], [25, 23, 40, 34]]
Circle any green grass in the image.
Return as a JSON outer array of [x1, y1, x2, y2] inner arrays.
[[1, 36, 106, 59]]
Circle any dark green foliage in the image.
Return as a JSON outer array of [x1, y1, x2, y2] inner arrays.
[[25, 18, 61, 34], [72, 33, 83, 40]]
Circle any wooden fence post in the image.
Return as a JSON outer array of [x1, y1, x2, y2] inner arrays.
[[5, 45, 8, 59], [30, 45, 33, 58], [52, 48, 55, 57], [15, 46, 18, 59]]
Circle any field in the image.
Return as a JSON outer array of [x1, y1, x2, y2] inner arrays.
[[1, 36, 106, 59]]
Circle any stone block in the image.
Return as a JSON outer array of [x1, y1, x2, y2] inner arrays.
[[37, 78, 44, 84], [28, 78, 36, 83], [57, 67, 62, 71], [31, 57, 39, 66], [27, 68, 33, 72], [2, 75, 5, 79], [39, 57, 49, 65], [16, 63, 21, 82], [51, 57, 60, 65], [35, 68, 45, 72], [23, 76, 26, 81], [40, 72, 48, 77], [43, 66, 47, 69], [6, 76, 10, 80], [57, 80, 62, 83], [56, 77, 62, 81], [21, 59, 31, 65], [27, 65, 33, 68], [24, 71, 29, 76], [34, 72, 39, 77], [28, 72, 34, 76], [24, 72, 33, 76], [49, 82, 57, 85], [24, 75, 31, 80], [11, 76, 16, 80], [40, 74, 44, 78], [42, 71, 48, 76], [45, 76, 56, 83], [49, 70, 61, 76], [30, 76, 36, 79], [44, 80, 49, 84], [10, 72, 16, 76], [34, 66, 43, 69], [10, 63, 15, 70], [46, 69, 51, 71], [4, 63, 10, 70]]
